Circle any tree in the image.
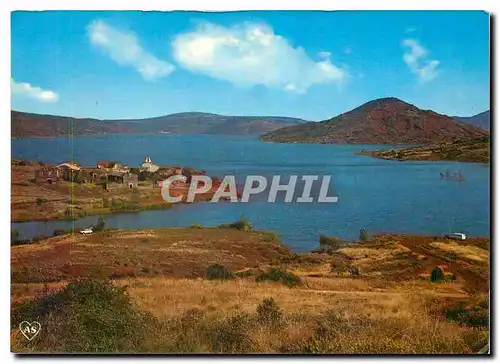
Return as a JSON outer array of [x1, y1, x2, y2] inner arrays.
[[359, 228, 369, 242], [11, 230, 19, 244], [430, 267, 444, 282], [94, 216, 106, 232]]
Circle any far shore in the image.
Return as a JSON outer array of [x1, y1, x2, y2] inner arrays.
[[356, 137, 490, 164]]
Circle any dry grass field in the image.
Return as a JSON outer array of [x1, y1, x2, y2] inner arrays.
[[10, 228, 489, 354]]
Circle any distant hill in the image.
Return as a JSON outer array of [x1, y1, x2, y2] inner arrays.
[[11, 110, 307, 138], [261, 97, 488, 145], [126, 112, 307, 135], [453, 110, 490, 131]]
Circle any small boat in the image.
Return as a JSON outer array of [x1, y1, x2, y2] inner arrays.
[[440, 169, 466, 182]]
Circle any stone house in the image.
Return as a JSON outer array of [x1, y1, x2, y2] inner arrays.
[[104, 172, 139, 189], [34, 166, 60, 184]]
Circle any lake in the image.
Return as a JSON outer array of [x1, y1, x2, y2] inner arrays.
[[11, 134, 490, 252]]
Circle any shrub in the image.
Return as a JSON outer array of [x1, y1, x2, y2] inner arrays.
[[319, 235, 344, 252], [205, 264, 235, 280], [11, 278, 146, 352], [255, 269, 302, 287], [102, 198, 110, 208], [234, 270, 253, 278], [445, 300, 489, 328], [210, 312, 254, 353], [256, 298, 283, 326], [359, 228, 369, 242], [218, 216, 252, 231], [349, 266, 360, 278], [330, 255, 350, 274], [189, 223, 203, 229], [263, 232, 281, 244], [11, 230, 19, 244], [93, 216, 106, 232], [53, 229, 69, 236], [430, 267, 444, 282]]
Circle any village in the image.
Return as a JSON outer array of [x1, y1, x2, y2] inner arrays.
[[11, 156, 221, 222], [31, 156, 201, 190]]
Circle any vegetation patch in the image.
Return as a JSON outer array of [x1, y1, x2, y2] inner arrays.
[[255, 269, 302, 287], [218, 216, 253, 231], [205, 264, 236, 280], [444, 296, 489, 329], [11, 278, 148, 353]]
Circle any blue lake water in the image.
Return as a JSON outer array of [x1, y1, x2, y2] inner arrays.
[[11, 134, 490, 252]]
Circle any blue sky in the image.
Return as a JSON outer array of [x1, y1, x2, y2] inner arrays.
[[11, 11, 490, 120]]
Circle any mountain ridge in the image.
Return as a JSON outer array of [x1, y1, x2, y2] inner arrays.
[[261, 97, 488, 144], [11, 110, 308, 138], [453, 110, 490, 131]]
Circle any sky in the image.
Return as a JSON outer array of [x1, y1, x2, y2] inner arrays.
[[11, 11, 490, 121]]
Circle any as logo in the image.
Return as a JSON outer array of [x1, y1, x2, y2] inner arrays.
[[19, 321, 41, 341]]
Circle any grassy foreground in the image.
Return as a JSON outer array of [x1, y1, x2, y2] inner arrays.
[[11, 227, 490, 354]]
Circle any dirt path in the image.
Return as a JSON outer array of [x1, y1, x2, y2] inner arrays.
[[298, 288, 469, 299]]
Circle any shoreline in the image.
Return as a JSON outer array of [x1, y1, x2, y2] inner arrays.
[[356, 138, 490, 164]]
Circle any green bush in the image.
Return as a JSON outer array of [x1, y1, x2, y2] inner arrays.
[[263, 232, 281, 244], [11, 230, 19, 244], [359, 228, 369, 242], [218, 216, 253, 231], [11, 278, 146, 352], [256, 298, 283, 326], [53, 229, 70, 236], [445, 300, 489, 328], [189, 223, 203, 229], [205, 264, 236, 280], [210, 312, 254, 353], [36, 198, 47, 206], [93, 216, 106, 232], [430, 267, 444, 282], [255, 269, 302, 287], [319, 235, 344, 252], [349, 266, 360, 278]]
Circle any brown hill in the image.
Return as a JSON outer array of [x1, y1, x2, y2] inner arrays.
[[11, 110, 307, 138], [261, 97, 488, 144], [11, 111, 136, 138]]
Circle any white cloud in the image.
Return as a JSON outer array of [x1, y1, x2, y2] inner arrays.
[[88, 20, 174, 81], [11, 79, 59, 102], [318, 51, 332, 59], [402, 39, 440, 83], [172, 22, 346, 93]]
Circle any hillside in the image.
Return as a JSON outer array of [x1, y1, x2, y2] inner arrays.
[[261, 98, 488, 144], [11, 111, 135, 138], [454, 110, 490, 131], [11, 110, 307, 138]]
